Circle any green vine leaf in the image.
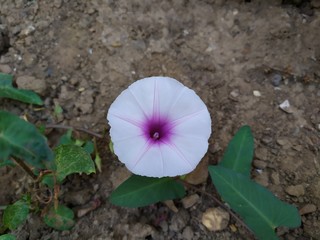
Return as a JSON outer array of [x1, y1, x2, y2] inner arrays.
[[209, 166, 301, 240], [43, 205, 75, 231], [0, 111, 54, 170], [110, 175, 185, 208], [54, 144, 95, 183], [0, 73, 43, 105], [3, 198, 30, 230], [219, 125, 254, 177], [0, 234, 16, 240]]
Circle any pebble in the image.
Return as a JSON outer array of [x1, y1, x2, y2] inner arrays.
[[253, 90, 261, 97], [110, 166, 131, 188], [254, 171, 269, 187], [255, 147, 268, 161], [230, 89, 239, 98], [185, 155, 208, 185], [271, 172, 281, 185], [170, 209, 190, 232], [0, 64, 12, 73], [182, 226, 194, 240], [54, 0, 62, 8], [20, 25, 35, 36], [201, 207, 230, 231], [279, 100, 294, 114], [16, 75, 47, 95], [299, 204, 317, 215], [253, 159, 267, 169], [271, 73, 282, 86], [285, 184, 305, 197], [181, 194, 200, 209], [64, 189, 92, 206], [163, 200, 178, 213]]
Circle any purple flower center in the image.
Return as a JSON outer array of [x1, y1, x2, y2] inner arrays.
[[143, 117, 173, 144]]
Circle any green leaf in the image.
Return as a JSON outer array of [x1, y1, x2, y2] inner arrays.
[[58, 129, 74, 145], [109, 141, 114, 154], [209, 166, 301, 240], [43, 205, 75, 230], [220, 125, 254, 177], [82, 140, 94, 154], [0, 111, 54, 170], [54, 144, 95, 183], [94, 153, 102, 173], [3, 198, 30, 230], [0, 234, 16, 240], [110, 175, 186, 208], [0, 73, 43, 105]]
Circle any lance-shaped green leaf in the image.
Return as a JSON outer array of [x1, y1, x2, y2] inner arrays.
[[54, 144, 95, 183], [220, 125, 254, 177], [0, 73, 43, 105], [0, 234, 16, 240], [43, 205, 75, 231], [110, 175, 186, 207], [3, 198, 30, 230], [0, 111, 54, 169], [209, 166, 301, 240]]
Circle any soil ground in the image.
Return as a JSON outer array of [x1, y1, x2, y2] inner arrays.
[[0, 0, 320, 239]]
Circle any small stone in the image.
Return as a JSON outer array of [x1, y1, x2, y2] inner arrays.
[[230, 224, 237, 232], [202, 207, 230, 231], [255, 147, 268, 161], [253, 159, 267, 169], [21, 25, 35, 36], [271, 74, 282, 86], [271, 172, 281, 185], [185, 155, 209, 185], [163, 200, 178, 213], [129, 223, 155, 239], [182, 226, 194, 240], [261, 135, 273, 145], [110, 166, 131, 189], [299, 204, 317, 215], [16, 75, 47, 95], [285, 184, 305, 197], [230, 89, 239, 98], [181, 194, 200, 209], [170, 209, 189, 232], [279, 100, 294, 114], [54, 0, 62, 8], [254, 171, 269, 187], [0, 64, 12, 73], [253, 90, 261, 97]]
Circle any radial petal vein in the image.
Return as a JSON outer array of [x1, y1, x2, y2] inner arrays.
[[166, 142, 193, 168], [170, 109, 206, 127], [153, 79, 160, 121], [109, 113, 143, 128], [128, 88, 148, 118], [132, 140, 152, 169], [113, 133, 145, 143]]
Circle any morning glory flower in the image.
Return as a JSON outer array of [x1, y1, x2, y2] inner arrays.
[[107, 76, 211, 177]]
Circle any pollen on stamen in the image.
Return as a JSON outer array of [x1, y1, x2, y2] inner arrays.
[[152, 132, 160, 140]]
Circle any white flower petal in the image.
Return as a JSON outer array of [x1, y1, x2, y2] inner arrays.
[[108, 85, 147, 122], [170, 135, 209, 167], [128, 76, 185, 117], [172, 110, 211, 139], [167, 86, 208, 121], [159, 143, 195, 176], [108, 114, 142, 142], [112, 135, 148, 167]]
